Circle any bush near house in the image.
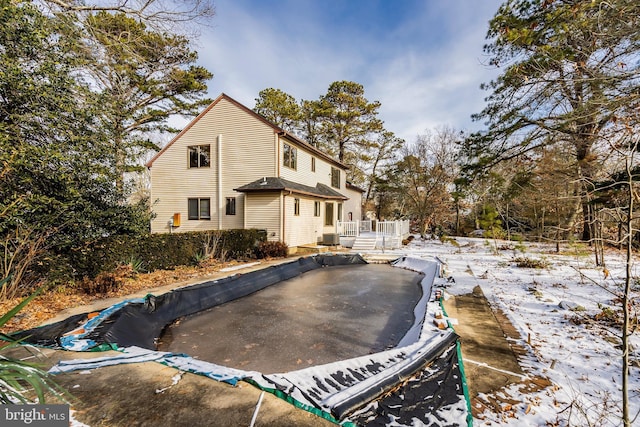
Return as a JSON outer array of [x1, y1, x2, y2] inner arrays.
[[46, 229, 268, 283], [254, 241, 289, 259]]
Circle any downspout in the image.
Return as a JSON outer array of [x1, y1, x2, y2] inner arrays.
[[275, 132, 280, 176], [276, 132, 283, 241], [281, 193, 285, 244], [282, 191, 292, 245], [217, 134, 223, 230], [243, 193, 247, 229]]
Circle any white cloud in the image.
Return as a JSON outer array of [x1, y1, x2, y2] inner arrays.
[[192, 0, 504, 143]]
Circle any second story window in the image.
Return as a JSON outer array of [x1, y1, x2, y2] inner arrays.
[[311, 157, 316, 172], [283, 143, 297, 170], [188, 145, 210, 168], [331, 167, 340, 188]]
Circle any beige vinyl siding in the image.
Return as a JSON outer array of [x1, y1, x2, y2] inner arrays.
[[284, 196, 323, 246], [245, 193, 281, 241], [279, 137, 345, 189], [150, 135, 218, 233], [150, 97, 276, 233], [344, 187, 363, 221]]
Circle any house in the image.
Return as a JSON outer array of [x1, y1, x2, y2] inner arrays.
[[344, 182, 365, 222], [146, 93, 360, 251]]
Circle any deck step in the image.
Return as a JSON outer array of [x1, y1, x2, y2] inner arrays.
[[352, 236, 377, 251]]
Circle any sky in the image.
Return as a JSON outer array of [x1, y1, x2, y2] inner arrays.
[[192, 0, 505, 143]]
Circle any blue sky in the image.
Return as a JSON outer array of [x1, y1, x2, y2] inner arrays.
[[193, 0, 505, 143]]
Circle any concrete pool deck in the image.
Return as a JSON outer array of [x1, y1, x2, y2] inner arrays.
[[2, 255, 532, 426]]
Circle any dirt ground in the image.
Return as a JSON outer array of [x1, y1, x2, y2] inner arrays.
[[2, 259, 541, 426]]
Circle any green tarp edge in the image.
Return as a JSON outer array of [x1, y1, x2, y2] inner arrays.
[[244, 379, 357, 427]]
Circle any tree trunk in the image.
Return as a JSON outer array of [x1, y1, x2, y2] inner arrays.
[[582, 200, 592, 242], [622, 167, 633, 427], [506, 202, 511, 241], [555, 195, 560, 253], [455, 201, 460, 236]]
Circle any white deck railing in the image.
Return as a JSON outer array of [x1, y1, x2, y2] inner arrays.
[[376, 220, 410, 239], [337, 219, 410, 239], [336, 220, 360, 237]]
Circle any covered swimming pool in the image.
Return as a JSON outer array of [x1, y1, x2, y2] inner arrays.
[[14, 254, 471, 426], [157, 264, 423, 373]]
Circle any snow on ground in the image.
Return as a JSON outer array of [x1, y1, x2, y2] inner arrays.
[[369, 236, 639, 427]]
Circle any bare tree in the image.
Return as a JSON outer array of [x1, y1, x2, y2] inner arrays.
[[395, 127, 460, 237], [41, 0, 215, 31]]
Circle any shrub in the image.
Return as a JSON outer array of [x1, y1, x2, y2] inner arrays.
[[125, 256, 145, 273], [254, 241, 288, 259], [513, 256, 548, 269], [439, 235, 460, 247], [402, 235, 419, 246], [0, 279, 68, 403], [63, 229, 268, 281]]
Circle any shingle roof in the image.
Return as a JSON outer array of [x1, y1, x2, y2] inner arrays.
[[235, 177, 348, 200], [346, 181, 366, 193]]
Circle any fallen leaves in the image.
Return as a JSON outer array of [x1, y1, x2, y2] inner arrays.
[[0, 259, 242, 334]]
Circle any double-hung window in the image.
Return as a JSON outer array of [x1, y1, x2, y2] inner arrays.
[[188, 198, 211, 220], [283, 143, 297, 170], [331, 167, 340, 188], [188, 145, 210, 168]]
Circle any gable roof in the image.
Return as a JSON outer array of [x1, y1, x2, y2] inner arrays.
[[235, 177, 348, 200], [145, 93, 347, 170]]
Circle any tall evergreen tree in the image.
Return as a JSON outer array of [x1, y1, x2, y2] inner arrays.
[[254, 88, 301, 132], [253, 82, 395, 187], [84, 11, 212, 187], [316, 81, 384, 165], [0, 1, 150, 294], [461, 0, 640, 241]]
